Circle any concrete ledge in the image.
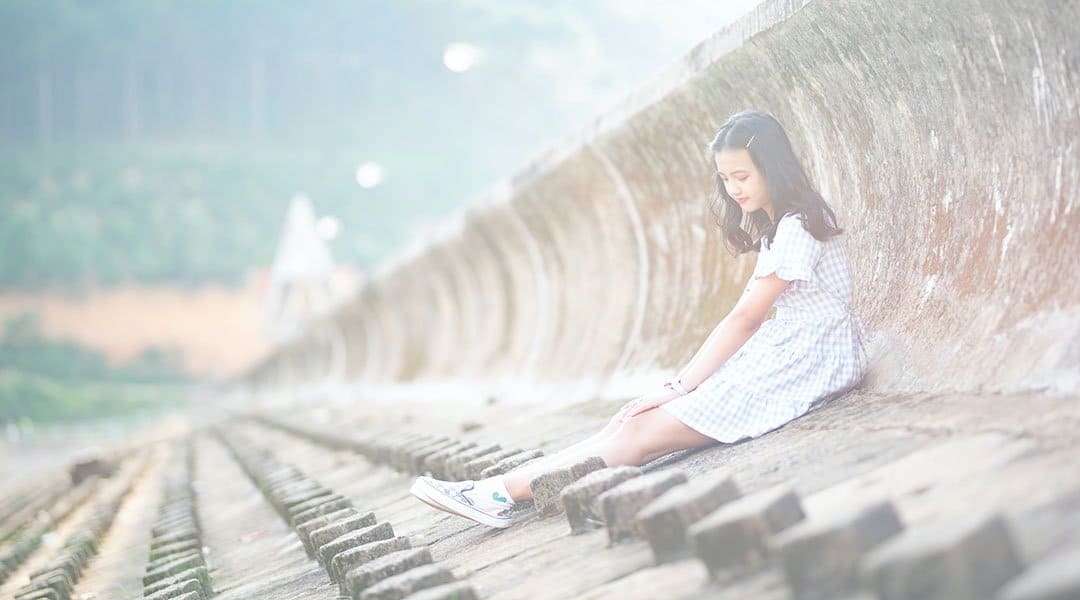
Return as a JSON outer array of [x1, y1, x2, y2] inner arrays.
[[331, 536, 413, 594], [859, 512, 1022, 600], [636, 470, 741, 564], [358, 563, 455, 600], [344, 547, 433, 598], [599, 470, 688, 544], [561, 466, 643, 534], [318, 522, 396, 569], [772, 500, 903, 600], [480, 449, 545, 478], [688, 485, 804, 578]]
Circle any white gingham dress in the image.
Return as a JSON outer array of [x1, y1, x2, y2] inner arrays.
[[661, 212, 870, 443]]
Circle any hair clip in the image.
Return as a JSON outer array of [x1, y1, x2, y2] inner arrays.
[[745, 134, 756, 148]]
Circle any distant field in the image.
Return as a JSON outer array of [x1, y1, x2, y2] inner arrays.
[[0, 282, 270, 378]]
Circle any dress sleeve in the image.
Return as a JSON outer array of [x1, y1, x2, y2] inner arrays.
[[753, 214, 823, 283]]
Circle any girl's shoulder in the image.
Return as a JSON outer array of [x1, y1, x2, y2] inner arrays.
[[772, 212, 816, 245]]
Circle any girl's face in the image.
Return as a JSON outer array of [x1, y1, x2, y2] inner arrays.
[[715, 148, 773, 220]]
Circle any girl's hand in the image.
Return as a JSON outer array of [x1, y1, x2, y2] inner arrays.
[[615, 385, 682, 422]]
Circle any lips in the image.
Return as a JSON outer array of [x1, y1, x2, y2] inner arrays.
[[735, 197, 748, 203]]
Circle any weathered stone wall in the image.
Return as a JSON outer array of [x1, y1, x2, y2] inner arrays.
[[247, 0, 1079, 400]]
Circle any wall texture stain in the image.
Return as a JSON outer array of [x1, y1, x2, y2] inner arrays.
[[246, 0, 1080, 400]]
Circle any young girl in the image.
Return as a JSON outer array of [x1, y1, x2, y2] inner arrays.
[[410, 109, 870, 529]]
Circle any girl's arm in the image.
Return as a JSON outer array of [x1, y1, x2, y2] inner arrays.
[[673, 273, 792, 390]]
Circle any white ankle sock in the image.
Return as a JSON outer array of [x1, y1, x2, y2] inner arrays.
[[475, 476, 515, 506]]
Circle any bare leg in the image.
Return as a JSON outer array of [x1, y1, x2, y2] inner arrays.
[[491, 412, 626, 478], [501, 407, 716, 502]]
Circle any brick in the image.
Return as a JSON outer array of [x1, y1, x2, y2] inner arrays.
[[464, 448, 523, 480], [860, 512, 1022, 600], [148, 539, 202, 563], [689, 485, 804, 578], [144, 553, 205, 585], [368, 432, 422, 464], [599, 470, 689, 544], [29, 562, 76, 589], [424, 443, 478, 479], [281, 488, 333, 510], [147, 549, 201, 572], [151, 519, 197, 538], [480, 449, 545, 478], [297, 508, 360, 555], [344, 547, 433, 598], [380, 432, 434, 464], [142, 567, 212, 596], [561, 466, 643, 534], [395, 437, 451, 472], [292, 497, 355, 527], [529, 456, 608, 519], [332, 536, 413, 594], [408, 440, 463, 473], [569, 456, 607, 479], [307, 511, 379, 559], [998, 543, 1080, 600], [143, 579, 206, 600], [444, 444, 502, 480], [772, 499, 903, 600], [319, 522, 396, 569], [143, 564, 211, 591], [288, 494, 350, 523], [529, 468, 575, 519], [359, 563, 456, 600], [14, 590, 59, 600], [150, 529, 199, 549], [636, 470, 741, 564], [399, 581, 478, 600]]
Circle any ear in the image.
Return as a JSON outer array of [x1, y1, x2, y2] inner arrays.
[[729, 273, 789, 328]]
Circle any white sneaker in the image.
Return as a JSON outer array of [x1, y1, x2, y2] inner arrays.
[[409, 476, 514, 529]]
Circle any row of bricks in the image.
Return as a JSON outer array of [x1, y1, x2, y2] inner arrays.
[[248, 414, 547, 482], [215, 428, 478, 600], [141, 441, 213, 600], [13, 455, 151, 600], [0, 478, 100, 588], [0, 473, 73, 574], [529, 457, 1077, 600], [248, 413, 1079, 598]]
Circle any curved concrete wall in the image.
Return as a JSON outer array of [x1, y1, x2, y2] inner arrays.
[[246, 0, 1080, 401]]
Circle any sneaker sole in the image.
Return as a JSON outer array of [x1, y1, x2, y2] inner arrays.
[[410, 478, 512, 529], [410, 478, 469, 518]]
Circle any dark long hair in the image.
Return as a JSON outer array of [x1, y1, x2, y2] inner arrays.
[[707, 109, 843, 256]]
